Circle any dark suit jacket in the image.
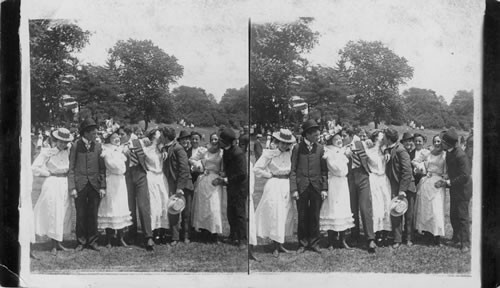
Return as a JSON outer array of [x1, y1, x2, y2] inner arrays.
[[385, 143, 416, 195], [347, 140, 371, 175], [68, 138, 106, 192], [163, 141, 193, 191], [254, 140, 263, 161], [446, 147, 472, 201], [289, 141, 328, 194], [126, 138, 148, 173], [222, 145, 248, 197]]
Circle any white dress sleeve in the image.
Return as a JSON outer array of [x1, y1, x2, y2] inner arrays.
[[31, 148, 52, 177], [253, 149, 277, 179]]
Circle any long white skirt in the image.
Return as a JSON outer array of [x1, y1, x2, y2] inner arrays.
[[98, 173, 132, 230], [255, 178, 294, 243], [192, 172, 223, 234], [320, 175, 354, 232], [369, 173, 392, 232], [33, 176, 72, 242], [147, 172, 170, 230], [415, 175, 446, 236]]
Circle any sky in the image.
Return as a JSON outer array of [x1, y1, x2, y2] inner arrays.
[[23, 0, 483, 103]]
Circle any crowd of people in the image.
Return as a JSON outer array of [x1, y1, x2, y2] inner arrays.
[[30, 118, 249, 255], [250, 119, 473, 258]]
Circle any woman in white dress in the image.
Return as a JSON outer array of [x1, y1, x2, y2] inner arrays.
[[191, 132, 224, 243], [249, 160, 258, 260], [320, 131, 354, 250], [413, 134, 447, 246], [32, 128, 73, 254], [365, 130, 392, 246], [143, 128, 170, 244], [98, 131, 132, 248], [254, 129, 296, 257], [412, 133, 431, 186]]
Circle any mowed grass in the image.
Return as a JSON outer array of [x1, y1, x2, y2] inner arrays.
[[30, 124, 247, 273], [249, 125, 472, 274]]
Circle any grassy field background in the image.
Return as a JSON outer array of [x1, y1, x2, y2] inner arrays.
[[249, 124, 472, 274], [30, 124, 248, 273]]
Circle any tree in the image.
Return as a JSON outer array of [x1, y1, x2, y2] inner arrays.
[[298, 65, 360, 125], [107, 39, 183, 130], [250, 18, 319, 127], [30, 19, 91, 127], [172, 86, 217, 127], [337, 40, 414, 128], [70, 64, 131, 124], [450, 90, 474, 130], [402, 87, 460, 129], [219, 86, 248, 127]]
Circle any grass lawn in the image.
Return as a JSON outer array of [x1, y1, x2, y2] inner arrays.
[[249, 125, 472, 274], [30, 124, 247, 273]]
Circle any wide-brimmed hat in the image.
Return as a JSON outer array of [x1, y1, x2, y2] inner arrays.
[[441, 128, 458, 147], [220, 127, 237, 143], [79, 118, 98, 133], [272, 129, 296, 144], [51, 128, 74, 142], [301, 119, 320, 136], [390, 196, 408, 217], [167, 194, 186, 215], [400, 132, 414, 143], [177, 130, 191, 141]]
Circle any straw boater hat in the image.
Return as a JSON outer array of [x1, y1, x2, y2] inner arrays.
[[51, 128, 74, 142], [390, 196, 409, 217], [272, 129, 296, 144], [167, 194, 186, 215]]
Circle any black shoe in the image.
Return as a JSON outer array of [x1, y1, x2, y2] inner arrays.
[[367, 240, 376, 254], [249, 252, 259, 262], [55, 241, 70, 251], [88, 244, 100, 251], [310, 246, 322, 254], [341, 239, 353, 250], [296, 246, 306, 254], [145, 238, 155, 251], [277, 244, 291, 253]]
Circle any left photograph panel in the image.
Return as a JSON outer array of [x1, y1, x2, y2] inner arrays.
[[22, 1, 248, 274]]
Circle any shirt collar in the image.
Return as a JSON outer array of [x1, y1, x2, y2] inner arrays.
[[304, 138, 312, 147], [387, 142, 397, 149], [82, 137, 91, 145]]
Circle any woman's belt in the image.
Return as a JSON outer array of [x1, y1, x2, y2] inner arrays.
[[427, 172, 444, 177], [272, 174, 290, 179], [50, 173, 68, 177]]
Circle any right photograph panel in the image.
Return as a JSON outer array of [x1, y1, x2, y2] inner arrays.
[[249, 2, 481, 273]]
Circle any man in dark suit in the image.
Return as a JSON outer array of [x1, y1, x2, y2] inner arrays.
[[68, 118, 106, 251], [435, 128, 472, 252], [161, 127, 194, 245], [119, 126, 154, 251], [218, 128, 248, 249], [384, 128, 416, 249], [290, 119, 328, 254], [344, 127, 376, 253], [253, 134, 263, 161]]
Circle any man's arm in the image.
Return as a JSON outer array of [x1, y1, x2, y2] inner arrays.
[[398, 148, 413, 192], [320, 145, 328, 192], [174, 145, 193, 191], [68, 141, 77, 192], [97, 144, 106, 190], [289, 144, 299, 194], [448, 152, 471, 187]]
